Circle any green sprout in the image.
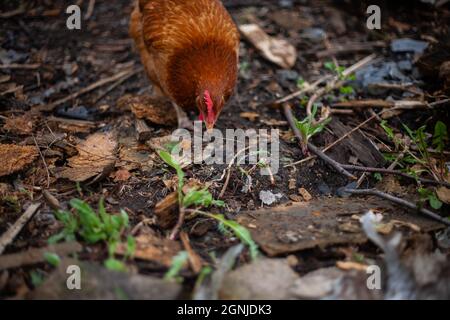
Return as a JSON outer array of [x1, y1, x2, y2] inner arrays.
[[48, 198, 135, 272], [294, 104, 331, 154]]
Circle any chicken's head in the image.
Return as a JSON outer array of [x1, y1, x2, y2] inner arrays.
[[196, 89, 224, 131]]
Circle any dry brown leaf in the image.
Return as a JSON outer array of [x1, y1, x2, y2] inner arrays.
[[117, 136, 154, 172], [3, 115, 33, 135], [0, 144, 38, 177], [239, 23, 297, 69], [436, 187, 450, 204], [58, 131, 117, 182], [123, 95, 177, 126], [113, 169, 131, 182]]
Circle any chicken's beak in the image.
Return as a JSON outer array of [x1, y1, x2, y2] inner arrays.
[[205, 121, 215, 133]]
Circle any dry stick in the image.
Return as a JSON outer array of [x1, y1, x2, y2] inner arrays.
[[93, 69, 139, 103], [85, 0, 96, 20], [341, 164, 450, 188], [36, 68, 139, 112], [0, 63, 40, 70], [169, 206, 185, 241], [180, 231, 202, 274], [0, 203, 42, 255], [32, 135, 51, 188], [271, 75, 332, 106], [282, 103, 356, 180], [306, 54, 377, 123], [344, 188, 450, 227]]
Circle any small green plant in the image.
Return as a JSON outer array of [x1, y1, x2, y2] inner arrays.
[[324, 61, 356, 81], [48, 198, 135, 272], [297, 78, 306, 89], [44, 252, 61, 267], [158, 151, 258, 259], [339, 85, 355, 95], [30, 270, 45, 287], [206, 212, 258, 260], [158, 150, 225, 210], [164, 251, 189, 282], [294, 104, 331, 154], [418, 187, 443, 210]]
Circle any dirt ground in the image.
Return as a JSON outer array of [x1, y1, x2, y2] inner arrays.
[[0, 0, 449, 299]]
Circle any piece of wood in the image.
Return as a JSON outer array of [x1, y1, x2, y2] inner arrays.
[[345, 189, 450, 227], [180, 232, 203, 274], [0, 242, 82, 270], [0, 203, 42, 255], [154, 192, 179, 229], [135, 119, 152, 142], [328, 118, 385, 168]]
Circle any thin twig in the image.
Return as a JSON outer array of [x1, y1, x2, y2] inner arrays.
[[36, 67, 140, 112], [344, 188, 450, 227], [169, 206, 185, 240], [84, 0, 96, 20], [306, 54, 377, 123], [0, 203, 42, 255], [341, 164, 450, 188], [32, 135, 50, 188], [282, 103, 356, 180], [0, 63, 40, 70]]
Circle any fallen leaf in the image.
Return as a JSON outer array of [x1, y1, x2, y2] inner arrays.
[[113, 169, 131, 182], [117, 136, 154, 172], [436, 187, 450, 204], [58, 131, 117, 182], [239, 24, 297, 69], [298, 188, 312, 201], [0, 144, 38, 177], [121, 95, 177, 126], [3, 114, 33, 135]]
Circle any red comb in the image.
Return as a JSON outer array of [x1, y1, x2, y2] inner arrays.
[[204, 90, 215, 123]]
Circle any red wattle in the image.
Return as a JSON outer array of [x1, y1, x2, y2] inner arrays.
[[199, 113, 204, 121]]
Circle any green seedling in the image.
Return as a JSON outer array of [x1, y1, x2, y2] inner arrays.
[[201, 212, 258, 260], [44, 252, 61, 267], [418, 187, 443, 210], [164, 251, 189, 282], [324, 61, 356, 81], [294, 104, 331, 154], [48, 198, 134, 272], [158, 151, 258, 259]]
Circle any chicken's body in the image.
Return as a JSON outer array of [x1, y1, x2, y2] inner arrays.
[[130, 0, 240, 129]]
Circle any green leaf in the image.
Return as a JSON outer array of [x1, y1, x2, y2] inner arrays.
[[44, 252, 61, 267], [164, 251, 189, 281], [105, 258, 127, 272], [433, 121, 448, 153], [380, 120, 395, 140], [429, 193, 443, 210], [339, 86, 354, 95], [126, 235, 136, 258], [201, 213, 258, 260]]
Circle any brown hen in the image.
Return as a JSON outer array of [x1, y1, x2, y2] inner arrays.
[[129, 0, 240, 130]]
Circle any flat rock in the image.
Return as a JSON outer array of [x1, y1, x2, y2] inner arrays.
[[29, 260, 181, 300], [219, 258, 299, 299]]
